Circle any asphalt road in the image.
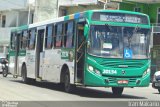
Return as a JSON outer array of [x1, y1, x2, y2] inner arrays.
[[0, 74, 159, 101]]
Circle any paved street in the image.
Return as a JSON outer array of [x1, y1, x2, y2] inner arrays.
[[0, 74, 159, 101]]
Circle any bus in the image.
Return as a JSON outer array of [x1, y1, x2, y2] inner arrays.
[[8, 10, 151, 95]]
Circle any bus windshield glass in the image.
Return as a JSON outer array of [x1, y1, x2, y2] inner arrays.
[[88, 25, 150, 59]]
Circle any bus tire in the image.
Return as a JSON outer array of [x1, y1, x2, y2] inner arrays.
[[21, 65, 28, 84], [112, 87, 124, 96], [64, 69, 75, 93], [2, 66, 8, 77]]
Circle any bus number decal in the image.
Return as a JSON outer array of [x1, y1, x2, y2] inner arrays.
[[103, 70, 117, 75]]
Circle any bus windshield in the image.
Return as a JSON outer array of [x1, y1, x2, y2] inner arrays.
[[88, 25, 150, 59]]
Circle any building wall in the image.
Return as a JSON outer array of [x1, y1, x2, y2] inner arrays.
[[34, 0, 58, 22], [0, 0, 31, 51], [148, 3, 160, 24], [119, 3, 149, 14], [66, 5, 103, 15], [0, 11, 29, 46], [18, 11, 29, 26], [0, 0, 27, 11], [1, 11, 18, 27], [0, 27, 14, 45], [119, 2, 160, 23]]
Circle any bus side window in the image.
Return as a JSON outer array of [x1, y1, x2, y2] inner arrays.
[[10, 33, 13, 50], [55, 23, 63, 48], [11, 33, 15, 50], [20, 32, 23, 49], [63, 23, 67, 47], [22, 30, 28, 49], [52, 24, 55, 48], [29, 29, 36, 50], [27, 30, 31, 49], [12, 33, 16, 50], [45, 25, 53, 49], [66, 21, 74, 48]]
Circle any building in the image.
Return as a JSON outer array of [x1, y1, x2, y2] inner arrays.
[[0, 0, 35, 56], [34, 0, 119, 22], [33, 0, 58, 22], [58, 0, 119, 16]]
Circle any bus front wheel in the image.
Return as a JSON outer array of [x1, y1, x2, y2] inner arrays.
[[112, 87, 124, 96], [64, 69, 75, 93]]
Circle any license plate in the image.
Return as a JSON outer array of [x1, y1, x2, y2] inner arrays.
[[155, 83, 160, 87], [118, 80, 128, 84]]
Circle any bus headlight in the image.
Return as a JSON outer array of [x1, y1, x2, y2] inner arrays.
[[88, 65, 94, 71], [143, 68, 150, 77], [95, 69, 101, 75], [88, 65, 101, 75]]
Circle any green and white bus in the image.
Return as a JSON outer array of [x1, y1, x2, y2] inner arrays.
[[9, 10, 151, 95]]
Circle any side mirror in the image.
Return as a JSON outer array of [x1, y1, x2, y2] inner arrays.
[[84, 24, 89, 37], [150, 32, 153, 49], [87, 41, 91, 48]]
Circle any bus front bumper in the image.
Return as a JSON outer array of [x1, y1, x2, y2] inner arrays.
[[84, 70, 150, 87]]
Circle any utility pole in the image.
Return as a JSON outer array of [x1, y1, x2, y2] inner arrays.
[[57, 0, 59, 17], [104, 0, 111, 10], [27, 3, 31, 25], [98, 0, 110, 10]]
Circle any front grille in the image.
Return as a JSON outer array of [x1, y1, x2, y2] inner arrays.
[[129, 78, 137, 83], [99, 60, 146, 68], [108, 77, 116, 83]]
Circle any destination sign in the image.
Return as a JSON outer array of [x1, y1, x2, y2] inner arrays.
[[92, 12, 148, 24]]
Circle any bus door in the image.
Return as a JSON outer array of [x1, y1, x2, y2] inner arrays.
[[14, 32, 20, 76], [35, 27, 45, 80], [75, 20, 86, 83]]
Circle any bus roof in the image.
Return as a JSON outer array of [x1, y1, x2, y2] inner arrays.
[[11, 25, 28, 32], [27, 10, 149, 29]]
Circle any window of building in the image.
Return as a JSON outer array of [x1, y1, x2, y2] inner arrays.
[[0, 46, 3, 53], [22, 30, 28, 49], [45, 25, 53, 49], [55, 23, 63, 47], [29, 29, 36, 49], [157, 8, 160, 24], [19, 32, 23, 49], [134, 7, 141, 12], [2, 15, 6, 27], [11, 33, 16, 50], [153, 33, 160, 46]]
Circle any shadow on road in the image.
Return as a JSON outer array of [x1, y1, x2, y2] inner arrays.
[[9, 79, 147, 99], [152, 92, 160, 94]]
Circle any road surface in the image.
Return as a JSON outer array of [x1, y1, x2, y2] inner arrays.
[[0, 74, 159, 101]]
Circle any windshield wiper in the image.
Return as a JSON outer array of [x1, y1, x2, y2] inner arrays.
[[133, 25, 140, 34], [105, 24, 112, 31]]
